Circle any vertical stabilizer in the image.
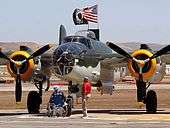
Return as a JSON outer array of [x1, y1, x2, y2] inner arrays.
[[59, 25, 67, 45]]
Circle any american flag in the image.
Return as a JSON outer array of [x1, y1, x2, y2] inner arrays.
[[82, 5, 98, 23]]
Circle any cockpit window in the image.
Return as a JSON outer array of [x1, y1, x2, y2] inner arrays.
[[79, 38, 92, 49], [63, 36, 92, 49]]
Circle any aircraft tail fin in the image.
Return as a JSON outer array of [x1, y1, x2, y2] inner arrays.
[[59, 25, 67, 45]]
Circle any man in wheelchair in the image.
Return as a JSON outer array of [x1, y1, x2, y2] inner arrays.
[[47, 86, 72, 117]]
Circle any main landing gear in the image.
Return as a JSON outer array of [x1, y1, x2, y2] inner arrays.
[[136, 80, 157, 113], [27, 81, 43, 114]]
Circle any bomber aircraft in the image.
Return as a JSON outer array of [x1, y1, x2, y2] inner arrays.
[[0, 24, 170, 114]]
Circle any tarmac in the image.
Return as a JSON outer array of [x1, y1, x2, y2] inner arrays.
[[1, 109, 170, 128], [0, 82, 170, 127]]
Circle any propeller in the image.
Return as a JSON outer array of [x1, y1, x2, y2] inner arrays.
[[0, 51, 11, 61], [15, 69, 22, 103], [107, 41, 170, 62], [106, 42, 133, 59], [27, 44, 52, 60], [0, 44, 52, 103], [107, 42, 170, 80], [150, 45, 170, 60]]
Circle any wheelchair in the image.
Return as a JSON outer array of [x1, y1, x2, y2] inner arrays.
[[47, 96, 73, 117]]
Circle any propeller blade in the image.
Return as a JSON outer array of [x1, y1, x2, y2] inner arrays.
[[15, 74, 22, 103], [150, 45, 170, 59], [27, 44, 52, 60], [106, 42, 133, 59], [0, 51, 10, 61], [138, 73, 143, 82]]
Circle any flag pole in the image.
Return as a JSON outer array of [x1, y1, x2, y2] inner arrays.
[[88, 22, 89, 30], [97, 4, 99, 40]]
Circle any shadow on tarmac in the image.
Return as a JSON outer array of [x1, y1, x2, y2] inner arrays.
[[0, 113, 28, 116]]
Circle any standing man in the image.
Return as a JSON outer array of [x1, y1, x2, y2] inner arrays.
[[82, 77, 92, 118]]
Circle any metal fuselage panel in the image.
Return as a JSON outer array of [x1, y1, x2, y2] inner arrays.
[[55, 63, 100, 84], [53, 36, 114, 84]]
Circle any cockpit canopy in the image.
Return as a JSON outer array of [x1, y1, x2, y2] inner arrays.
[[75, 30, 96, 40], [63, 36, 92, 49]]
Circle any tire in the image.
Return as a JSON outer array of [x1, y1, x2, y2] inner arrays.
[[70, 85, 79, 93], [146, 90, 157, 113], [66, 106, 72, 117], [52, 109, 56, 117], [47, 105, 52, 117], [66, 99, 72, 117], [67, 95, 74, 108], [27, 91, 42, 114]]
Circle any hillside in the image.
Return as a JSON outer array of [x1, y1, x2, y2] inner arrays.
[[0, 42, 40, 51]]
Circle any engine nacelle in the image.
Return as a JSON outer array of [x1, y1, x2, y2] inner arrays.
[[7, 51, 34, 81], [128, 49, 157, 80], [149, 63, 166, 83]]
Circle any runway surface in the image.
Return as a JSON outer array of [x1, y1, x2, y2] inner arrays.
[[1, 109, 170, 128], [0, 82, 170, 127]]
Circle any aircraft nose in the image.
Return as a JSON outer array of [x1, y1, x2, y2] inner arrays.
[[53, 43, 87, 76], [53, 43, 87, 64]]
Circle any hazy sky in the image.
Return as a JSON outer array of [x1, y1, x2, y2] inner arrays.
[[0, 0, 170, 44]]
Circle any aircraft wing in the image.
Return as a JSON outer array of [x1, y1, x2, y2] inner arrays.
[[101, 55, 128, 68]]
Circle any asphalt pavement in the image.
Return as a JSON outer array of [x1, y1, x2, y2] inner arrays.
[[0, 82, 170, 127], [0, 109, 170, 128]]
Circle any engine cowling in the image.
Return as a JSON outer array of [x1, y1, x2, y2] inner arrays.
[[128, 49, 157, 80], [7, 51, 34, 81]]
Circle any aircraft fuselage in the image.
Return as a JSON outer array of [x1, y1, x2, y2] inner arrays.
[[52, 35, 114, 84]]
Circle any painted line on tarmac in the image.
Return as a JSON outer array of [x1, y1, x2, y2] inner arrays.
[[93, 113, 170, 121], [17, 114, 98, 120], [16, 113, 170, 122]]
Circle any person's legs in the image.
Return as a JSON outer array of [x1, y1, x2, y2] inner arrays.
[[82, 97, 87, 117]]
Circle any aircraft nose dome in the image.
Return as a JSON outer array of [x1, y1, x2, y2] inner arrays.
[[53, 43, 87, 62], [53, 42, 87, 76]]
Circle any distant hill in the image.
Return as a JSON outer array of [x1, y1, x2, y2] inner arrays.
[[0, 42, 40, 51], [0, 42, 56, 65], [118, 42, 166, 52], [0, 41, 167, 52], [0, 42, 56, 53]]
